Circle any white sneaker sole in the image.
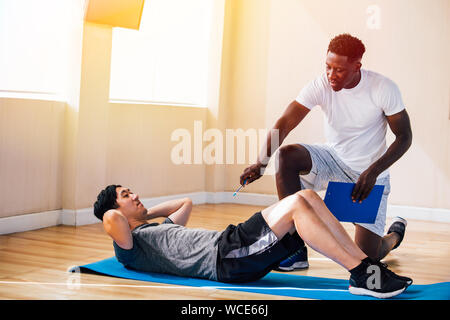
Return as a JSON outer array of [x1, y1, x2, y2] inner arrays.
[[277, 261, 309, 271], [392, 216, 407, 227], [349, 285, 406, 299]]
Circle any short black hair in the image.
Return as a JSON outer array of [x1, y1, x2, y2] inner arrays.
[[328, 33, 366, 62], [93, 184, 121, 221]]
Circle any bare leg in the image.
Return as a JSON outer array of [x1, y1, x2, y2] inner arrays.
[[274, 145, 397, 261], [296, 189, 399, 261], [355, 226, 400, 261], [297, 189, 367, 261], [261, 192, 364, 271]]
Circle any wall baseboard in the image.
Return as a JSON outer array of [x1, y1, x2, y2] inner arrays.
[[1, 192, 449, 235], [386, 204, 450, 223], [0, 210, 62, 235]]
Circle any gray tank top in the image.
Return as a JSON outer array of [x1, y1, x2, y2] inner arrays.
[[113, 220, 221, 281]]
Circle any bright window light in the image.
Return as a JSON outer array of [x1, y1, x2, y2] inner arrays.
[[0, 0, 77, 100], [109, 0, 213, 107]]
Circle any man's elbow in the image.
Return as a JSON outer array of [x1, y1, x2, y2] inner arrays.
[[399, 130, 413, 150], [405, 129, 413, 146]]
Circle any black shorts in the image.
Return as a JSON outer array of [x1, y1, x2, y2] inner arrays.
[[216, 212, 305, 283]]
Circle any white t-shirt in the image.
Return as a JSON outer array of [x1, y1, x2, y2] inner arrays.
[[296, 69, 405, 177]]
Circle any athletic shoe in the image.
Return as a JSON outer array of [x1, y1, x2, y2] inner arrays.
[[349, 262, 407, 299], [387, 217, 407, 250], [276, 246, 309, 271], [376, 261, 413, 287]]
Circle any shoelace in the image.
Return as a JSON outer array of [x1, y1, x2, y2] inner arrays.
[[285, 253, 298, 261], [375, 262, 399, 279], [287, 249, 305, 261]]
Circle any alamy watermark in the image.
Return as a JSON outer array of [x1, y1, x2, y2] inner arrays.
[[66, 265, 81, 290], [366, 264, 381, 290], [170, 121, 280, 171]]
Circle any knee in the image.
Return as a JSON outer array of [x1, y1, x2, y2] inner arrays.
[[276, 193, 315, 226], [286, 193, 315, 224], [277, 144, 311, 174], [279, 193, 310, 214], [277, 144, 299, 168], [290, 192, 313, 211], [296, 189, 320, 201]]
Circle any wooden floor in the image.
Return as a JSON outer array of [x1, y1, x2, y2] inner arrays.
[[0, 203, 449, 300]]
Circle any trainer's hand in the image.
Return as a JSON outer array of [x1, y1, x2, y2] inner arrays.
[[352, 168, 378, 203], [240, 162, 266, 186]]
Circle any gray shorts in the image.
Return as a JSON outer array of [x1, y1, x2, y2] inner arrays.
[[299, 144, 390, 237]]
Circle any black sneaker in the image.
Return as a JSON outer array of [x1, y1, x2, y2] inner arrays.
[[387, 217, 407, 250], [349, 262, 407, 299], [275, 246, 309, 271], [376, 261, 413, 287]]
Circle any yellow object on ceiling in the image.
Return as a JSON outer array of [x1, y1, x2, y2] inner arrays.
[[84, 0, 145, 30]]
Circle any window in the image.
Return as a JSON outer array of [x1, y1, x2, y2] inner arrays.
[[109, 0, 214, 107], [0, 0, 81, 100]]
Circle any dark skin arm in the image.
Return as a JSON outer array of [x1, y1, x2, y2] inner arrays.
[[352, 109, 412, 202], [239, 101, 310, 186]]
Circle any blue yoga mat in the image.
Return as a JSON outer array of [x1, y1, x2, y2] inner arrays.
[[74, 257, 450, 300]]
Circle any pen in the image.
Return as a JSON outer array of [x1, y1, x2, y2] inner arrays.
[[233, 179, 248, 197]]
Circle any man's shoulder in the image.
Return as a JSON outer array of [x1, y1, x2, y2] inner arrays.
[[363, 69, 398, 88], [301, 72, 330, 94], [312, 72, 329, 88]]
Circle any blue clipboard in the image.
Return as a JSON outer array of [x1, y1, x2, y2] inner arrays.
[[323, 182, 385, 223]]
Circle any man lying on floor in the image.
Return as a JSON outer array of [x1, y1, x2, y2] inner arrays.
[[93, 184, 412, 299]]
